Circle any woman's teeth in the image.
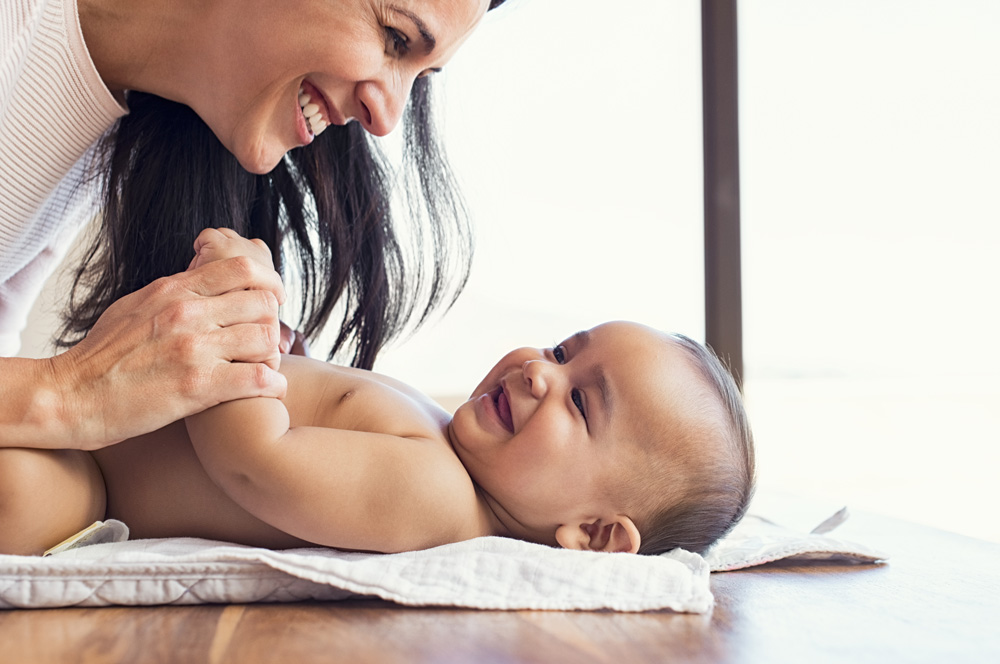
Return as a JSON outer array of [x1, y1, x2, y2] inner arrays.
[[298, 88, 329, 136]]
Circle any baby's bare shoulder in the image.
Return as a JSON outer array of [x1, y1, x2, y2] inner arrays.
[[283, 356, 451, 439]]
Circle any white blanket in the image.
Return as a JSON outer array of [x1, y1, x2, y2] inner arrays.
[[0, 509, 885, 612], [0, 535, 712, 612]]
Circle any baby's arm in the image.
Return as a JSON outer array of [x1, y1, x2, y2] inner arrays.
[[184, 397, 472, 553]]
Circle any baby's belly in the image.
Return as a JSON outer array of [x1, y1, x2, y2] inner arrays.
[[91, 422, 309, 549]]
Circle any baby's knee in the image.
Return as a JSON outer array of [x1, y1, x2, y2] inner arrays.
[[0, 449, 107, 555]]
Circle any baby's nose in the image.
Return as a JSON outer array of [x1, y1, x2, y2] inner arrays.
[[522, 359, 549, 398]]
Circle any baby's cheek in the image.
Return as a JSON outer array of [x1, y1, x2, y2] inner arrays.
[[448, 406, 480, 454]]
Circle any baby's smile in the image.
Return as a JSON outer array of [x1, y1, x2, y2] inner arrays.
[[494, 385, 514, 433]]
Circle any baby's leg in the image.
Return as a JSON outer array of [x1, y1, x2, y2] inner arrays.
[[0, 449, 106, 555]]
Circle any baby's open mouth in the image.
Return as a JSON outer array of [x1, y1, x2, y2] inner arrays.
[[298, 81, 329, 137], [494, 387, 514, 433]]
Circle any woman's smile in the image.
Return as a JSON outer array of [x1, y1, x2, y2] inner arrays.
[[297, 80, 332, 139]]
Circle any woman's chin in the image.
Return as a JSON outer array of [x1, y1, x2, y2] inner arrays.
[[229, 134, 288, 175], [236, 148, 284, 175]]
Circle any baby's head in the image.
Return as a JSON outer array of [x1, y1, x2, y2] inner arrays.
[[448, 321, 755, 555]]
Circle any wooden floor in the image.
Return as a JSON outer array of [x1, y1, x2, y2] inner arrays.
[[2, 508, 998, 663]]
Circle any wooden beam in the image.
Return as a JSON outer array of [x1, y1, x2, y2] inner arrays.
[[702, 0, 744, 387]]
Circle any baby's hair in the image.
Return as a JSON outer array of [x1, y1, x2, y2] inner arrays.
[[635, 334, 756, 556]]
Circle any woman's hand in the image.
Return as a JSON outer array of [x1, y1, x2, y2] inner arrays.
[[37, 229, 289, 450], [192, 228, 310, 357]]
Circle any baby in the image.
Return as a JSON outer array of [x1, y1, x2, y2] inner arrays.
[[0, 237, 755, 557]]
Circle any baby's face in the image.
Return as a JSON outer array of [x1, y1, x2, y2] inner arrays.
[[448, 321, 701, 542]]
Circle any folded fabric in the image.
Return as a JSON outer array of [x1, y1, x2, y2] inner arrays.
[[705, 507, 889, 571], [0, 508, 886, 612], [1, 532, 713, 613]]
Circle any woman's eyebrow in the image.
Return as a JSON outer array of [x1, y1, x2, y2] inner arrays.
[[388, 6, 437, 55]]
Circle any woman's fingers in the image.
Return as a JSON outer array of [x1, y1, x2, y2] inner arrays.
[[214, 323, 282, 370], [207, 357, 288, 405], [148, 279, 284, 370], [195, 288, 280, 328], [181, 255, 286, 305], [50, 252, 292, 449], [30, 228, 293, 451], [198, 290, 283, 369], [43, 227, 294, 450]]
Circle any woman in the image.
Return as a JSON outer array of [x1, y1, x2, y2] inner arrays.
[[0, 0, 506, 452]]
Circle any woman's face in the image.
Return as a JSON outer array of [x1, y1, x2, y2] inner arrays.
[[195, 0, 489, 174]]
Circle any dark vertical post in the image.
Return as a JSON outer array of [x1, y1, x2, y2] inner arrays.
[[702, 0, 744, 387]]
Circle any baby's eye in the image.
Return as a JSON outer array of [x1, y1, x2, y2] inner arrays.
[[571, 388, 587, 420], [384, 27, 410, 55], [552, 345, 567, 364]]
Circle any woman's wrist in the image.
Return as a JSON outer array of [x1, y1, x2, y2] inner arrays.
[[0, 356, 81, 449]]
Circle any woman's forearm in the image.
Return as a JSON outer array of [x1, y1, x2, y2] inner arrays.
[[0, 356, 75, 449], [0, 238, 289, 450], [0, 257, 287, 450]]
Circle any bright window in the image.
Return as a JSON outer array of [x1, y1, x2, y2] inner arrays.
[[379, 0, 1000, 543], [739, 0, 1000, 542], [375, 0, 705, 397]]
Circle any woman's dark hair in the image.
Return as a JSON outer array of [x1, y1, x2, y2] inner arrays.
[[60, 0, 509, 369]]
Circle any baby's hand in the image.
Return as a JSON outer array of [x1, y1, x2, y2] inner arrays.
[[187, 228, 274, 272]]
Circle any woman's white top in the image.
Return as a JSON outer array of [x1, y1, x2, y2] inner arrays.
[[0, 0, 126, 356]]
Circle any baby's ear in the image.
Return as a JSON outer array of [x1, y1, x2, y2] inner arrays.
[[555, 516, 641, 554]]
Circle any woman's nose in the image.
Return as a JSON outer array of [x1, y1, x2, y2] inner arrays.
[[355, 75, 412, 137]]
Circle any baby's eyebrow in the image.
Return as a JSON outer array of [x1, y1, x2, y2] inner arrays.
[[569, 330, 613, 422], [569, 329, 590, 347], [594, 366, 613, 422]]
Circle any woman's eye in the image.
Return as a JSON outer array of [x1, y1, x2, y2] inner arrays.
[[553, 345, 566, 364], [571, 389, 587, 420], [385, 27, 410, 55]]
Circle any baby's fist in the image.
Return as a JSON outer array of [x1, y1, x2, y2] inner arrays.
[[188, 228, 274, 271]]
